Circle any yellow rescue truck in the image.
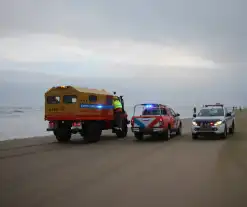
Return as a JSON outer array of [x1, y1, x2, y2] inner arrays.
[[45, 86, 129, 143]]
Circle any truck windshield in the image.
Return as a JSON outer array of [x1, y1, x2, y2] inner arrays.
[[198, 108, 224, 116]]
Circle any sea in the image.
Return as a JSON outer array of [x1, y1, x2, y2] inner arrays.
[[0, 105, 235, 141]]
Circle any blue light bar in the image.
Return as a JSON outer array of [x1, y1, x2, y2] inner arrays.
[[141, 103, 159, 108], [80, 104, 114, 109]]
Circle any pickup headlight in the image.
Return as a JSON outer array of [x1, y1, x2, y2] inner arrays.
[[192, 121, 198, 126], [214, 121, 223, 126]]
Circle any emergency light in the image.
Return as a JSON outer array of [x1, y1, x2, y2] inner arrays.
[[143, 103, 159, 108], [53, 85, 69, 89]]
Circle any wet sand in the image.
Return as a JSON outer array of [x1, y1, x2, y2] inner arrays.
[[1, 113, 247, 207]]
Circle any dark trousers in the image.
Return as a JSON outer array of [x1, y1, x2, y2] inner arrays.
[[114, 111, 122, 128]]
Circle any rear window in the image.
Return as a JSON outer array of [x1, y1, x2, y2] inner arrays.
[[46, 96, 60, 104], [63, 95, 77, 104], [143, 108, 165, 115]]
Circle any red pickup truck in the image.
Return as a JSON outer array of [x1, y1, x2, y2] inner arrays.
[[131, 103, 182, 141]]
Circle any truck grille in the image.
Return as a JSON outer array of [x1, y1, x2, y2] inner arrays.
[[196, 120, 217, 126]]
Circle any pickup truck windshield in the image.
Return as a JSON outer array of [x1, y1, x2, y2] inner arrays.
[[198, 108, 224, 116]]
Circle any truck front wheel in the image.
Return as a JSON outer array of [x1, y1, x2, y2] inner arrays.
[[162, 127, 171, 141], [192, 134, 198, 140], [116, 119, 128, 138], [229, 122, 235, 134], [176, 123, 182, 136], [220, 125, 228, 139]]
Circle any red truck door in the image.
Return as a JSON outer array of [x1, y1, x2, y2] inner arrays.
[[167, 107, 178, 130]]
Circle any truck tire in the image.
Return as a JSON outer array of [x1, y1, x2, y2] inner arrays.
[[229, 121, 235, 134], [84, 122, 102, 143], [134, 133, 144, 141], [176, 123, 182, 136], [116, 119, 128, 138], [163, 127, 171, 141], [220, 125, 228, 139], [55, 127, 71, 142], [192, 134, 198, 140]]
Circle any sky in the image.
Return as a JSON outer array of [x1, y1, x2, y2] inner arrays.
[[0, 0, 246, 107]]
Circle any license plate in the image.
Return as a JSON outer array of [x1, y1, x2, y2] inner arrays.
[[200, 127, 212, 131], [133, 128, 139, 132], [201, 126, 211, 129], [142, 119, 150, 121], [201, 123, 210, 127], [153, 128, 162, 132]]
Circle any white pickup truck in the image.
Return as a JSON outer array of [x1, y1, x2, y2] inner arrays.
[[191, 104, 235, 139]]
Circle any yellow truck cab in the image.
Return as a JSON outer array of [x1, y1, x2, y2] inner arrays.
[[45, 86, 129, 143]]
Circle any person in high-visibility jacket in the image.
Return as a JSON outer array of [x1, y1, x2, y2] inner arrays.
[[113, 96, 123, 130]]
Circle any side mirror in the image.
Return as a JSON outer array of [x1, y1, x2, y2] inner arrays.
[[176, 113, 180, 117], [226, 112, 231, 117], [193, 113, 197, 118]]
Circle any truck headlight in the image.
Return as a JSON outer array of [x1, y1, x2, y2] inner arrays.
[[214, 121, 223, 126], [192, 121, 198, 126]]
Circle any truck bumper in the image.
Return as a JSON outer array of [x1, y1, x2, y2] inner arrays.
[[131, 127, 165, 134], [191, 124, 225, 136]]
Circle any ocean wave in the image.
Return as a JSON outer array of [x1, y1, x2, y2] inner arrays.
[[0, 106, 42, 116]]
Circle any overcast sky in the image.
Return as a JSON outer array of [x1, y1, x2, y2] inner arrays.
[[0, 0, 246, 106]]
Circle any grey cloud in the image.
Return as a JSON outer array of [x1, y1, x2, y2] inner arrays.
[[1, 69, 246, 107], [0, 0, 247, 64]]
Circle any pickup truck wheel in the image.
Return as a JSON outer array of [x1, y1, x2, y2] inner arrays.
[[134, 133, 144, 140], [220, 125, 228, 139], [163, 128, 171, 141], [55, 127, 71, 142], [229, 122, 235, 134], [176, 123, 182, 136], [84, 122, 102, 143], [192, 134, 198, 140]]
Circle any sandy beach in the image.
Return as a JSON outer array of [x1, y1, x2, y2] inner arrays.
[[1, 111, 247, 207]]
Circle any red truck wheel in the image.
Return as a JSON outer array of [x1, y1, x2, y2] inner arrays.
[[176, 123, 182, 136], [163, 128, 171, 141]]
